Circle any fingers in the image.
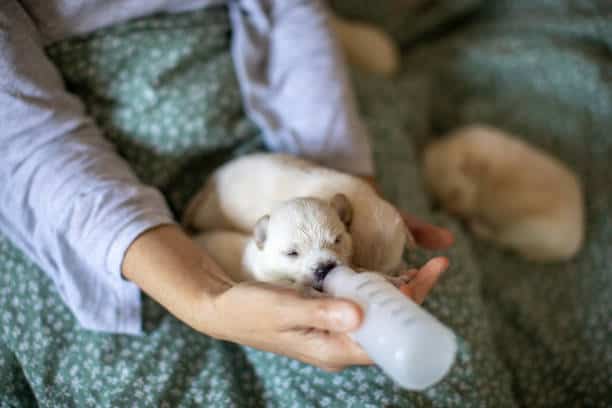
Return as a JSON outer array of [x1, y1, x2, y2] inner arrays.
[[213, 283, 374, 372], [399, 257, 448, 304], [283, 330, 374, 370], [401, 211, 454, 250], [235, 282, 364, 333], [281, 295, 364, 333], [268, 288, 373, 369], [312, 334, 374, 368], [399, 268, 418, 282]]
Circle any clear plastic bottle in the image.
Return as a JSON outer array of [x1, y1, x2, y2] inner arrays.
[[322, 266, 457, 390]]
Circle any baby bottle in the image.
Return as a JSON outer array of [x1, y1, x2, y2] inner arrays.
[[322, 266, 457, 390]]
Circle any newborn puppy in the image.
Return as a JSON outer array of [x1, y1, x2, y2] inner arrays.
[[423, 124, 585, 262], [194, 194, 353, 290], [193, 230, 251, 283], [245, 194, 353, 289], [183, 153, 413, 275]]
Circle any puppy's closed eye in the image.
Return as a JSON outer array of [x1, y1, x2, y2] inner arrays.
[[285, 249, 299, 258], [334, 235, 342, 244]]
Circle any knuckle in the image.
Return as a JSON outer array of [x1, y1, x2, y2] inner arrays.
[[315, 301, 335, 324], [315, 301, 332, 316], [320, 364, 344, 373]]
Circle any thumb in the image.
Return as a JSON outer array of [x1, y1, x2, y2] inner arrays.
[[283, 295, 364, 333], [400, 257, 448, 304]]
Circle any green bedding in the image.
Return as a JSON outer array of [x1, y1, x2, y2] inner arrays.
[[1, 1, 611, 406]]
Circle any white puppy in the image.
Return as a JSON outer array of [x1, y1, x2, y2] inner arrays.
[[194, 195, 353, 290], [183, 153, 413, 275], [423, 124, 585, 262]]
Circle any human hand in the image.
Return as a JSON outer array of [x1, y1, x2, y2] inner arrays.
[[394, 257, 449, 304], [123, 225, 369, 371], [123, 223, 449, 372], [201, 281, 373, 371], [199, 258, 449, 371]]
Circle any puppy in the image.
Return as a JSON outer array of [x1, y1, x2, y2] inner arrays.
[[183, 153, 413, 275], [193, 230, 251, 283], [194, 194, 353, 290], [194, 194, 414, 293], [423, 124, 585, 262]]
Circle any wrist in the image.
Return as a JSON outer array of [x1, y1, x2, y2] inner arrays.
[[122, 224, 233, 333]]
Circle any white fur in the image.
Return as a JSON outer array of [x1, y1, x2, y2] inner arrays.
[[183, 153, 410, 274], [246, 197, 352, 286], [194, 197, 353, 288], [423, 124, 585, 262]]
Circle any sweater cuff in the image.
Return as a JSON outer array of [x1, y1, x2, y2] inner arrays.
[[106, 210, 176, 281]]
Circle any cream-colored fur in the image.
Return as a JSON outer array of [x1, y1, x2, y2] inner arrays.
[[183, 153, 411, 274], [193, 230, 251, 283], [423, 124, 585, 262]]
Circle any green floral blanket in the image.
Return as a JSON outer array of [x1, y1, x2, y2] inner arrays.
[[1, 1, 610, 406]]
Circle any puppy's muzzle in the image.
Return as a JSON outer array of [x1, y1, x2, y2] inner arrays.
[[313, 261, 337, 290]]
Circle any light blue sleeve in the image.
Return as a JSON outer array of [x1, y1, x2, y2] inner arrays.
[[0, 0, 374, 336], [230, 0, 375, 176], [0, 1, 175, 334]]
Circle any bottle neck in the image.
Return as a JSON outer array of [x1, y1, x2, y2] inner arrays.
[[322, 266, 357, 296]]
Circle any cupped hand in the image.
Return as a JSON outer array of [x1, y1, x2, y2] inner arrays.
[[200, 257, 448, 372], [202, 281, 372, 372], [124, 221, 450, 373]]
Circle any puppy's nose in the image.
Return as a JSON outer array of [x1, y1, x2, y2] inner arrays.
[[314, 261, 337, 283]]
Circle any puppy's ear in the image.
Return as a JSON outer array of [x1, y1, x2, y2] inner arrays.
[[254, 215, 270, 250], [330, 193, 353, 228]]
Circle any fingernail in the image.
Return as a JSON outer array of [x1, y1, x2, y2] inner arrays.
[[436, 257, 450, 270], [426, 256, 448, 271], [329, 304, 359, 331]]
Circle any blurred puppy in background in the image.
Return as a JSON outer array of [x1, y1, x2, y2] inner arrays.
[[423, 124, 585, 262]]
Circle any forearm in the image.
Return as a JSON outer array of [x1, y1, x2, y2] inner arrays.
[[121, 224, 232, 334], [0, 1, 175, 333]]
